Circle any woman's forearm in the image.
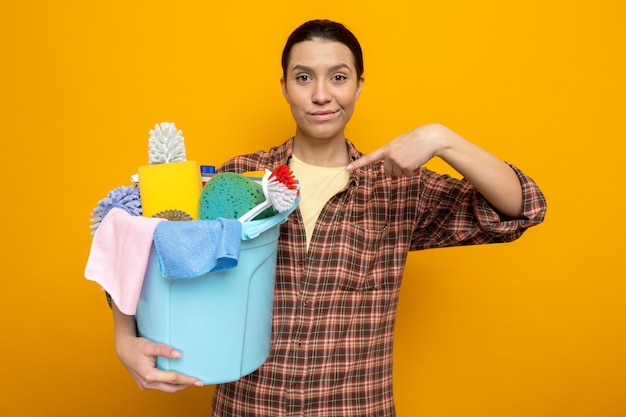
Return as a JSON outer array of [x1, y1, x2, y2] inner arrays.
[[112, 302, 138, 343], [434, 125, 523, 218], [346, 123, 525, 218]]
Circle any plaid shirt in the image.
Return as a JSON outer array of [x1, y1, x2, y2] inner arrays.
[[211, 138, 546, 417]]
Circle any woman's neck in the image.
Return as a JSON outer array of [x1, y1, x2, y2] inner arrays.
[[291, 136, 350, 167]]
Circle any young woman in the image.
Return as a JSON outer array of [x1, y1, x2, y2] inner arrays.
[[112, 20, 546, 416]]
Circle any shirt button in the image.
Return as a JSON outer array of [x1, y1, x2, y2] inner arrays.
[[298, 259, 305, 266], [293, 383, 300, 389], [303, 299, 310, 307]]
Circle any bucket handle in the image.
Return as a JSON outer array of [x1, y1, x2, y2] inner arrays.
[[240, 196, 300, 240]]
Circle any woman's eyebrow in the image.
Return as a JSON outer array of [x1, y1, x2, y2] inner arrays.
[[290, 63, 352, 73]]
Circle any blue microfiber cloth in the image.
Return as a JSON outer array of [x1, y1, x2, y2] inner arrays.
[[153, 218, 242, 279]]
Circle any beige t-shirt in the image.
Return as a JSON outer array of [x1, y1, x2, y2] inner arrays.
[[289, 154, 350, 248]]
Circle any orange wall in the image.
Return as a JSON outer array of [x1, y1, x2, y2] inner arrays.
[[1, 1, 625, 416]]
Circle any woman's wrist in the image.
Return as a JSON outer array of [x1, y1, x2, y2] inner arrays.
[[112, 302, 139, 339], [410, 123, 457, 162]]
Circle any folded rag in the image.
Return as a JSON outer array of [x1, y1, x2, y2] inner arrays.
[[153, 218, 241, 279], [84, 207, 165, 315]]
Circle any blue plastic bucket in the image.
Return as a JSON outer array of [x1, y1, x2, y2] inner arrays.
[[135, 198, 299, 384]]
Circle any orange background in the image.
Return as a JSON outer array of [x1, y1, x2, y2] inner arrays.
[[1, 1, 625, 416]]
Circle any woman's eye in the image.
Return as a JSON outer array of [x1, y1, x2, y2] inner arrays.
[[332, 74, 347, 82], [296, 74, 311, 82]]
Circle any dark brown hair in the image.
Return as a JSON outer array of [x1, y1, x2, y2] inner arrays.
[[281, 20, 364, 79]]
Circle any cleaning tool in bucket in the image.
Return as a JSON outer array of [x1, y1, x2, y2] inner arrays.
[[88, 185, 142, 235], [147, 122, 186, 164], [199, 172, 274, 221], [152, 217, 241, 279], [238, 165, 300, 222], [85, 208, 166, 315], [138, 161, 201, 219], [135, 196, 300, 385], [138, 122, 202, 219]]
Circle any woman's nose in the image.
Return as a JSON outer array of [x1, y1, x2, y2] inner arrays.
[[311, 81, 332, 103]]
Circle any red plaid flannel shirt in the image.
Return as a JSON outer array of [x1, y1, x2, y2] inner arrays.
[[211, 138, 546, 416]]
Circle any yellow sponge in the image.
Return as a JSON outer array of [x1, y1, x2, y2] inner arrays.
[[138, 161, 201, 219]]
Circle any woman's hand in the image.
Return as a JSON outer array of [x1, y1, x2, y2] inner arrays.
[[346, 124, 455, 176], [112, 303, 203, 392], [346, 123, 523, 218]]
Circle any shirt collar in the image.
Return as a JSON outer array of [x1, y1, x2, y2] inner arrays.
[[279, 137, 365, 186]]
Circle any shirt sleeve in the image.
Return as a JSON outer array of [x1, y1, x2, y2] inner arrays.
[[411, 163, 547, 250]]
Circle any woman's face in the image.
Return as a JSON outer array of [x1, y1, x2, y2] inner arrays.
[[281, 39, 364, 143]]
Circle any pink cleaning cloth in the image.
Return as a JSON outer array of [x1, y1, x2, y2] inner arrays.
[[85, 207, 165, 315]]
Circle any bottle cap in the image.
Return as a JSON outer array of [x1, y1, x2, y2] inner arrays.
[[200, 165, 216, 174]]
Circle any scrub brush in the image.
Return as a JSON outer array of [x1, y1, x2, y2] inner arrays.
[[238, 164, 300, 222], [152, 209, 194, 221], [89, 185, 142, 234], [148, 122, 186, 164]]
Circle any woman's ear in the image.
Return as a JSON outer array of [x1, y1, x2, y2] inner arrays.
[[280, 76, 289, 102], [355, 75, 365, 100]]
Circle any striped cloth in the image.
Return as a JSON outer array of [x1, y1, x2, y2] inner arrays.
[[211, 138, 547, 417]]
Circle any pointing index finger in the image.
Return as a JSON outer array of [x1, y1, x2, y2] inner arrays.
[[346, 147, 386, 171]]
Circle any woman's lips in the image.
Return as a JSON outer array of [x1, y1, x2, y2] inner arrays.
[[309, 110, 337, 120]]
